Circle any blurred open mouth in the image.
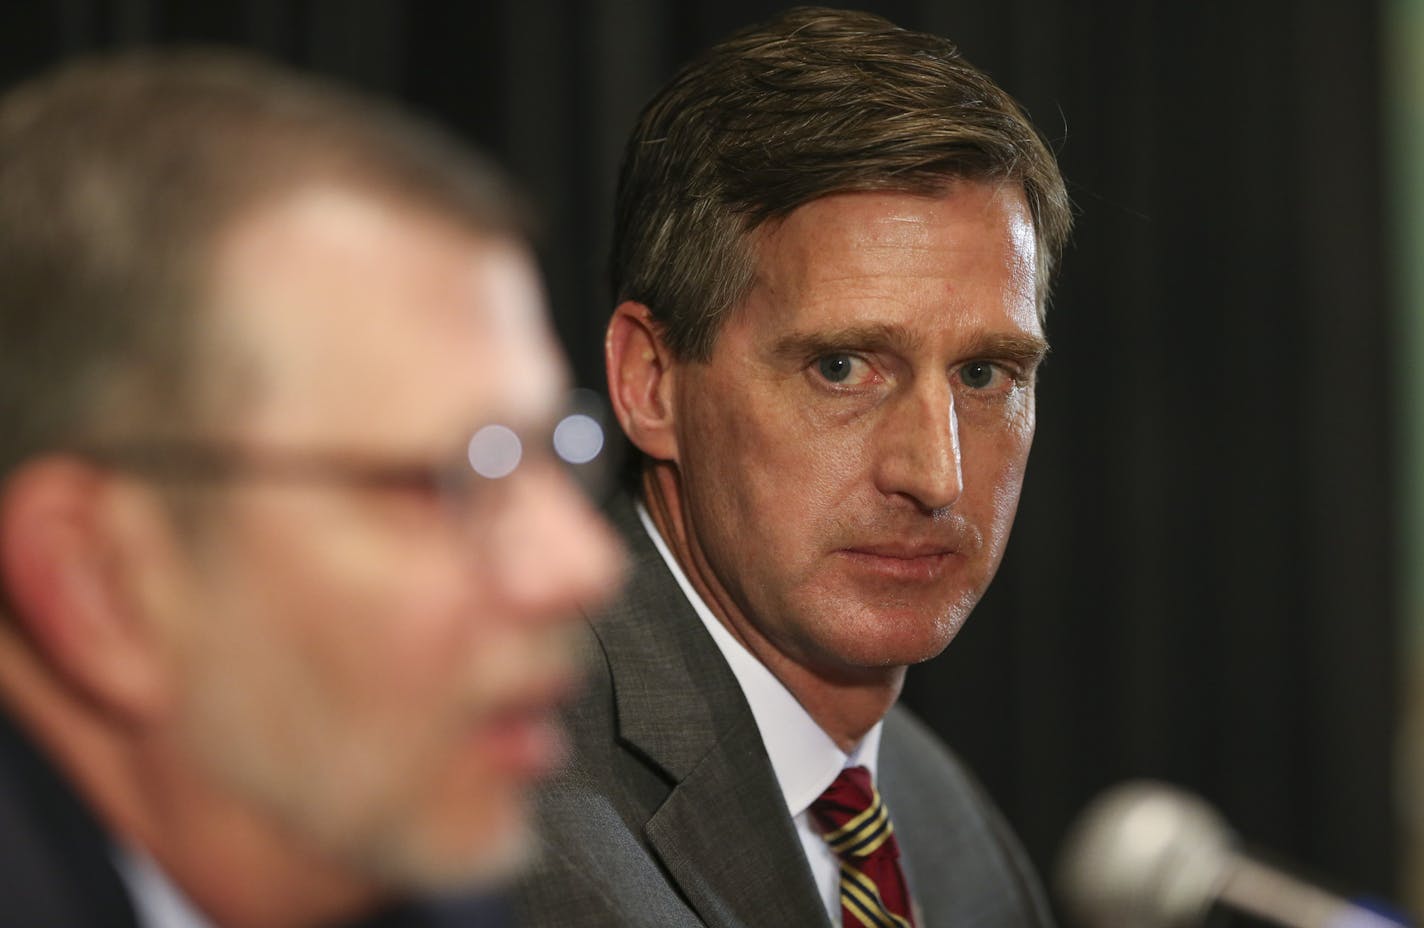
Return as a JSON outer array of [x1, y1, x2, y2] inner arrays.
[[471, 673, 577, 781]]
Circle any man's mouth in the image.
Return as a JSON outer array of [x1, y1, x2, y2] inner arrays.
[[470, 672, 578, 780], [836, 543, 961, 582]]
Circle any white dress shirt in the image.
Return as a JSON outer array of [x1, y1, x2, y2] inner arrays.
[[638, 504, 882, 924]]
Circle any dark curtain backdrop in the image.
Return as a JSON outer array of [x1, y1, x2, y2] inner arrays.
[[0, 0, 1400, 917]]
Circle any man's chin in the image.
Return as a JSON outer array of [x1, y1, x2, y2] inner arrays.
[[351, 805, 535, 896], [811, 604, 974, 671]]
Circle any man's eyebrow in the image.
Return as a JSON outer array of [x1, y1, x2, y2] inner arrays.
[[770, 325, 1049, 366], [770, 324, 925, 362], [959, 332, 1051, 366]]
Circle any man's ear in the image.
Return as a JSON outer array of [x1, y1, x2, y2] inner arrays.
[[0, 458, 173, 721], [606, 301, 681, 462]]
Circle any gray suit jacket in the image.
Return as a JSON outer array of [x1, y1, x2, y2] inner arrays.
[[515, 495, 1054, 927]]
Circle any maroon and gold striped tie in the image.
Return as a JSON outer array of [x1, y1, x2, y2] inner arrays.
[[810, 766, 916, 928]]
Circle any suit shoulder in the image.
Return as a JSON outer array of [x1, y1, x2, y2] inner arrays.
[[0, 714, 138, 925]]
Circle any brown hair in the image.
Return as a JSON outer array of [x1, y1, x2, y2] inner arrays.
[[0, 49, 527, 478], [612, 6, 1072, 361]]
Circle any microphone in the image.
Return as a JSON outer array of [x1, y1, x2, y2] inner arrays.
[[1055, 781, 1410, 928]]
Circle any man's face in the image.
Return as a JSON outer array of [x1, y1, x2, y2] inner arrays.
[[153, 186, 622, 888], [668, 183, 1042, 685]]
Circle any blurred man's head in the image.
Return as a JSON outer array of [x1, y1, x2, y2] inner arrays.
[[0, 51, 622, 923], [607, 8, 1070, 743]]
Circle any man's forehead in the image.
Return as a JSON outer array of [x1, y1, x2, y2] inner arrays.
[[206, 184, 564, 445], [730, 185, 1041, 343], [756, 184, 1036, 270]]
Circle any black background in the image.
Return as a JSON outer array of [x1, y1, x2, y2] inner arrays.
[[0, 0, 1401, 919]]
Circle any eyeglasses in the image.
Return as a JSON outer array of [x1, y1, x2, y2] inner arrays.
[[67, 389, 618, 526]]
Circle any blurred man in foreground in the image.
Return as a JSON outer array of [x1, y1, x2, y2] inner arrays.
[[517, 8, 1071, 927], [0, 52, 623, 927]]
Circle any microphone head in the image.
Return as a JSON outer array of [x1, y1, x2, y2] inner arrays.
[[1056, 781, 1237, 928]]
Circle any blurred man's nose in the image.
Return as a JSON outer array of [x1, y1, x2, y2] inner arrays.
[[874, 382, 964, 513], [481, 465, 626, 622]]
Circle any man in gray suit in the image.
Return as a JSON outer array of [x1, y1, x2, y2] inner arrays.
[[517, 8, 1071, 926]]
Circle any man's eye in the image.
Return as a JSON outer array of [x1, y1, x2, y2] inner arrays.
[[815, 353, 868, 385], [958, 361, 1000, 390], [375, 469, 449, 505]]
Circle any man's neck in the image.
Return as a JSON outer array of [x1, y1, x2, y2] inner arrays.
[[640, 466, 904, 752], [0, 627, 384, 928]]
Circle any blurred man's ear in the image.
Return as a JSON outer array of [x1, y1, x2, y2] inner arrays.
[[606, 302, 681, 462], [0, 458, 174, 720]]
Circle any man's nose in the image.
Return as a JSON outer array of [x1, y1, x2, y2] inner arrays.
[[874, 382, 964, 512], [481, 466, 626, 622]]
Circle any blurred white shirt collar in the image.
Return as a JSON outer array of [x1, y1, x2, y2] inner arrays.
[[112, 843, 216, 928]]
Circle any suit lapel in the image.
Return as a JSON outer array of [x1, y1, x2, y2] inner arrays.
[[593, 495, 827, 927], [645, 711, 828, 927]]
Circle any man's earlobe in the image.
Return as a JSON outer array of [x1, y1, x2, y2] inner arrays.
[[605, 301, 680, 462], [0, 458, 173, 720]]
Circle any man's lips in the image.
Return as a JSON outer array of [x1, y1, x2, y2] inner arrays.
[[836, 543, 962, 582], [844, 541, 960, 558], [469, 671, 578, 780]]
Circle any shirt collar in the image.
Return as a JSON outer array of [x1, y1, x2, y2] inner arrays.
[[635, 502, 882, 816], [112, 843, 218, 928]]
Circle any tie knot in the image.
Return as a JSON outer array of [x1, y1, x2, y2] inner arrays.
[[811, 765, 899, 860]]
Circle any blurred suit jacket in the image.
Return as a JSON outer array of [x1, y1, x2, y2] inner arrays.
[[514, 494, 1054, 927], [0, 709, 509, 927]]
